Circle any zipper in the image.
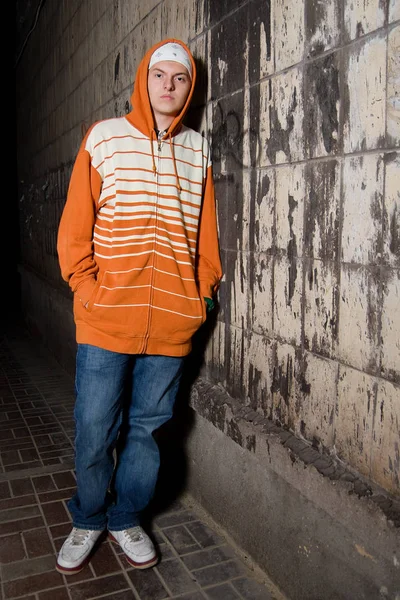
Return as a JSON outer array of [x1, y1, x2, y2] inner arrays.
[[141, 133, 163, 352]]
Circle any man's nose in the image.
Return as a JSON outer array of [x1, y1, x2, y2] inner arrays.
[[164, 77, 175, 90]]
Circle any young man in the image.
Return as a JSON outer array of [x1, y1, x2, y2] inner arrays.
[[56, 39, 222, 574]]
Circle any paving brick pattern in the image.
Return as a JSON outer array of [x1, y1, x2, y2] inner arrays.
[[0, 322, 282, 600]]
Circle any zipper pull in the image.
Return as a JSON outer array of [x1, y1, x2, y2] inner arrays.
[[157, 128, 166, 152]]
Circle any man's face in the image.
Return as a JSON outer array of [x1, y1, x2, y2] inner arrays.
[[148, 61, 191, 126]]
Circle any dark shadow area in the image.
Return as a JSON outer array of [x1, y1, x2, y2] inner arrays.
[[184, 55, 208, 134], [2, 176, 22, 333]]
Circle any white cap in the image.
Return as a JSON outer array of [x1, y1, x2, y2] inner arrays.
[[148, 42, 192, 78]]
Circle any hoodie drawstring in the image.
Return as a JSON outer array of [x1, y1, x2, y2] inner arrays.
[[150, 130, 182, 192]]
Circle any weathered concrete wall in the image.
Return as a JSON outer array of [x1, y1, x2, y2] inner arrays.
[[15, 0, 399, 596], [200, 0, 400, 499]]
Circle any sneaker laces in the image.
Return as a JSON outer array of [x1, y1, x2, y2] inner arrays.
[[124, 527, 144, 543], [69, 528, 91, 546]]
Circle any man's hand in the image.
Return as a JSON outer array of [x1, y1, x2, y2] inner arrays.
[[204, 297, 214, 313]]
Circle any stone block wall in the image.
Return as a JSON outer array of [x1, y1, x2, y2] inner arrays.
[[16, 0, 399, 501]]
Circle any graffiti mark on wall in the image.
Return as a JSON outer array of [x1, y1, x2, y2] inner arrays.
[[266, 88, 297, 164], [211, 102, 260, 169]]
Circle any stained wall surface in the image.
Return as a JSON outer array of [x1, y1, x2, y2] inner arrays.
[[15, 0, 399, 502]]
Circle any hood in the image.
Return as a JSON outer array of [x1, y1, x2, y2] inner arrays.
[[126, 38, 197, 138]]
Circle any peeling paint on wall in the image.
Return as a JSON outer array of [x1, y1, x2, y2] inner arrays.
[[305, 54, 339, 157]]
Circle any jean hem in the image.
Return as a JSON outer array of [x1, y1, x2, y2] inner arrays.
[[72, 522, 107, 531], [107, 523, 140, 531]]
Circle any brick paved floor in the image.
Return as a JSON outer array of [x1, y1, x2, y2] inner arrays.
[[0, 320, 284, 600]]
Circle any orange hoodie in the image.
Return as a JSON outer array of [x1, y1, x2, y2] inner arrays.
[[57, 39, 222, 356]]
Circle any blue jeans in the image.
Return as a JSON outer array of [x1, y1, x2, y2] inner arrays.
[[68, 344, 184, 531]]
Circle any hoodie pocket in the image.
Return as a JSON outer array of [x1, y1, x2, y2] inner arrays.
[[85, 273, 103, 313], [149, 284, 206, 344], [80, 269, 151, 337]]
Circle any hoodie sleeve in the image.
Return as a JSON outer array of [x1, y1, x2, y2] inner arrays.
[[195, 164, 223, 300], [57, 133, 102, 307]]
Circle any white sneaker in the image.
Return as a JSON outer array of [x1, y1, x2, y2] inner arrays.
[[56, 527, 104, 574], [108, 526, 158, 569]]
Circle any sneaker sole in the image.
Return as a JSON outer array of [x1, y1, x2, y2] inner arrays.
[[55, 556, 90, 575], [109, 534, 158, 569]]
